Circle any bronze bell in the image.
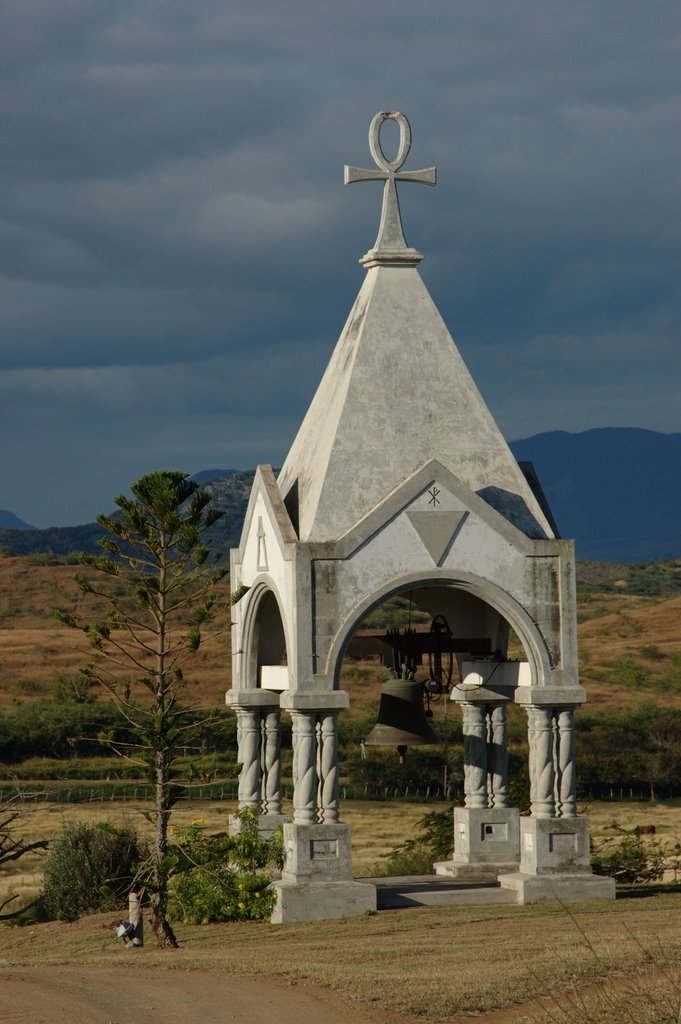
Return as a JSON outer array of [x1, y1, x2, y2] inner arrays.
[[365, 677, 439, 751]]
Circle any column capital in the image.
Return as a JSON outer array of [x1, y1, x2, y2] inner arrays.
[[226, 688, 281, 709], [451, 685, 515, 705], [280, 691, 349, 711], [514, 687, 586, 706]]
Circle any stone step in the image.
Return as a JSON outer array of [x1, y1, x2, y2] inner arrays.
[[359, 874, 518, 910]]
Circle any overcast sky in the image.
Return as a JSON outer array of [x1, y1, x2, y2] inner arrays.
[[1, 2, 679, 527]]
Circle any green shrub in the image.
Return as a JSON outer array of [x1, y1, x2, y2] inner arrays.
[[168, 807, 283, 924], [376, 805, 454, 876], [41, 820, 147, 920], [591, 829, 665, 885]]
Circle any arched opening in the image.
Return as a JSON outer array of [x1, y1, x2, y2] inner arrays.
[[327, 570, 552, 689], [242, 583, 289, 691], [332, 577, 539, 876]]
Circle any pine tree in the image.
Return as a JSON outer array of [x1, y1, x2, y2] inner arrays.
[[58, 470, 227, 947]]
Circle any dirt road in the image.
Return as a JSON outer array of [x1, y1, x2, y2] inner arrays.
[[0, 966, 420, 1024], [0, 964, 563, 1024]]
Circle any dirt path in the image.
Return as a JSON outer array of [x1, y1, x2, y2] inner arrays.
[[0, 965, 564, 1024], [0, 966, 421, 1024]]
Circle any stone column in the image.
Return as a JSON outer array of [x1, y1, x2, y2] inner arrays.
[[555, 707, 577, 818], [462, 703, 488, 809], [236, 708, 261, 808], [261, 710, 283, 815], [291, 710, 317, 824], [318, 711, 340, 823], [527, 706, 555, 818], [488, 704, 509, 809]]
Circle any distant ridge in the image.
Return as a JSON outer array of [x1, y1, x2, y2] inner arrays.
[[1, 432, 680, 563], [191, 468, 238, 484], [509, 428, 681, 562], [0, 509, 36, 531]]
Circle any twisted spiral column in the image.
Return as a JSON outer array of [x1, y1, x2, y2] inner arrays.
[[462, 703, 488, 809], [527, 706, 555, 818], [261, 710, 282, 815], [489, 704, 509, 808], [319, 712, 340, 823], [236, 708, 261, 809], [291, 711, 317, 824], [556, 707, 576, 818]]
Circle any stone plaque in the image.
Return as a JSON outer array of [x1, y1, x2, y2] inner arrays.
[[549, 832, 577, 854], [310, 839, 339, 859]]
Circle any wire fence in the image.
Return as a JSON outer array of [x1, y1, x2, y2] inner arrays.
[[0, 781, 463, 804], [1, 781, 677, 804]]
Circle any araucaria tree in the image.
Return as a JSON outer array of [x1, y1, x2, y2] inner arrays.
[[0, 790, 48, 920], [58, 471, 227, 947]]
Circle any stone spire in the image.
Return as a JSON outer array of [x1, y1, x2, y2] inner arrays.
[[277, 113, 555, 544]]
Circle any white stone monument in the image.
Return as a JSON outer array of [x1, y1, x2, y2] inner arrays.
[[227, 112, 615, 921]]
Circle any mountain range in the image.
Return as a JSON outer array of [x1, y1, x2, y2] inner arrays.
[[1, 428, 679, 564]]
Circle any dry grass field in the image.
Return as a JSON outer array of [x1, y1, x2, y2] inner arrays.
[[0, 798, 433, 907], [3, 795, 681, 916], [0, 556, 233, 706]]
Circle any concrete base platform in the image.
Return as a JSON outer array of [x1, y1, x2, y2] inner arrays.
[[271, 879, 377, 923], [362, 875, 517, 910], [434, 860, 518, 882], [498, 871, 617, 904]]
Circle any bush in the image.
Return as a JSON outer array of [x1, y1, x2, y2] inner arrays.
[[591, 829, 665, 885], [41, 820, 147, 920], [376, 805, 454, 876], [168, 807, 283, 924]]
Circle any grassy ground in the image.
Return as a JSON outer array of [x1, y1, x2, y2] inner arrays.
[[3, 797, 681, 1020], [1, 895, 681, 1021]]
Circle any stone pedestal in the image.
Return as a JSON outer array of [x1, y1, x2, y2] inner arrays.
[[434, 807, 520, 881], [271, 822, 376, 923], [498, 817, 616, 904]]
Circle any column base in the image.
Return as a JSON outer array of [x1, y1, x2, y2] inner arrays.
[[271, 879, 377, 923], [519, 816, 591, 875], [434, 807, 520, 880], [498, 871, 616, 905], [497, 815, 616, 904], [270, 821, 376, 922], [280, 821, 356, 882]]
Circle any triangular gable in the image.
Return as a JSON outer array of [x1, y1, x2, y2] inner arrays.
[[235, 464, 298, 566], [309, 459, 545, 561]]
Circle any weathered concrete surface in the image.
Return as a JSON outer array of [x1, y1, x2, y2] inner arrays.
[[271, 879, 377, 923], [366, 875, 517, 909], [434, 807, 520, 879], [498, 871, 617, 904], [519, 816, 592, 875], [277, 265, 555, 544]]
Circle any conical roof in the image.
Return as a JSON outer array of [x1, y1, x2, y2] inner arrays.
[[277, 113, 555, 544]]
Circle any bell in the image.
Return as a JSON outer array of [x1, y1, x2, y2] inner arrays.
[[365, 677, 440, 749]]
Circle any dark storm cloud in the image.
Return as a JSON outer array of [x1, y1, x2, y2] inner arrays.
[[1, 0, 679, 524]]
